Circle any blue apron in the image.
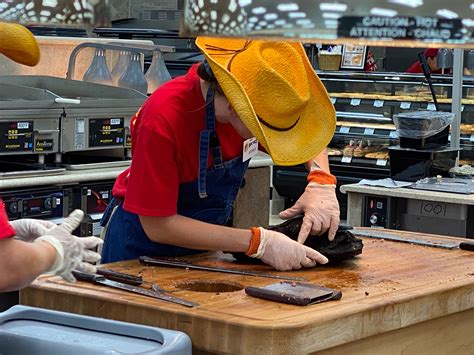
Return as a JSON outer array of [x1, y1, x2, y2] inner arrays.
[[101, 88, 249, 263]]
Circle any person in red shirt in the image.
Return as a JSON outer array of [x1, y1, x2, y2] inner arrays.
[[406, 48, 441, 74], [101, 38, 339, 271], [0, 21, 102, 292]]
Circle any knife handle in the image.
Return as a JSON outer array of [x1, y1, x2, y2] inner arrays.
[[460, 242, 474, 251], [72, 270, 102, 283], [96, 268, 143, 286]]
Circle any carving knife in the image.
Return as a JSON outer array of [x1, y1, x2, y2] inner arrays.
[[139, 256, 307, 281], [72, 271, 199, 308], [96, 268, 143, 286], [353, 229, 474, 251]]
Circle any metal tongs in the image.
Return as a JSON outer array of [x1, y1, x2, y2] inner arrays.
[[418, 52, 440, 111]]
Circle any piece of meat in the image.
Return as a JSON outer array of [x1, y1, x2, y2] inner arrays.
[[233, 217, 363, 265]]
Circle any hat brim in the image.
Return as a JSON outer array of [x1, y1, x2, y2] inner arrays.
[[196, 37, 336, 166], [0, 22, 40, 66]]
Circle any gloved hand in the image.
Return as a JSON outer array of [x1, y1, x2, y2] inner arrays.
[[10, 218, 57, 242], [247, 227, 328, 271], [279, 182, 340, 244], [34, 210, 103, 282]]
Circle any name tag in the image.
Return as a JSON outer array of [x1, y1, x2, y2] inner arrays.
[[243, 137, 259, 162]]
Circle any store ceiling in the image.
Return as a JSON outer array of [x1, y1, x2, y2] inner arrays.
[[0, 0, 110, 29], [182, 0, 474, 48]]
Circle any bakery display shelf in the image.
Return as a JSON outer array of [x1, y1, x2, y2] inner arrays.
[[335, 125, 398, 139], [459, 139, 474, 151], [460, 124, 474, 136], [330, 95, 474, 113], [459, 158, 474, 167], [460, 134, 474, 142], [329, 155, 390, 168]]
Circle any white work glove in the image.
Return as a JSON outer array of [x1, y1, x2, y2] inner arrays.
[[11, 218, 56, 242], [34, 210, 103, 283], [279, 183, 340, 244], [249, 227, 328, 271]]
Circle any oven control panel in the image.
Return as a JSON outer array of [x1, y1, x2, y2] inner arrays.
[[77, 182, 113, 215], [3, 188, 66, 220], [364, 196, 390, 228], [69, 182, 114, 237], [0, 121, 34, 153], [88, 117, 125, 148]]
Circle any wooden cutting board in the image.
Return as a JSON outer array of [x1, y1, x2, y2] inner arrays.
[[21, 229, 474, 354]]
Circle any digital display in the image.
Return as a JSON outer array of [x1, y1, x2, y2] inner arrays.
[[89, 117, 124, 147], [2, 191, 63, 219], [24, 198, 42, 210], [0, 121, 34, 152]]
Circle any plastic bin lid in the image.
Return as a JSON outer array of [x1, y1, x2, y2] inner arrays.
[[0, 305, 191, 355]]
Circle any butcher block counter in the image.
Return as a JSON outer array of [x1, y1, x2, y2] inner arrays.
[[21, 229, 474, 354]]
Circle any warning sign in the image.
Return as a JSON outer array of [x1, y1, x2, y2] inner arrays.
[[338, 16, 463, 41]]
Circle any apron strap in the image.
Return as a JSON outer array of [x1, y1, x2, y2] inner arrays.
[[205, 87, 223, 168], [198, 87, 224, 198]]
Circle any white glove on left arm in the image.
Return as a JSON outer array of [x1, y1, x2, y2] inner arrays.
[[11, 219, 57, 242], [34, 210, 103, 283]]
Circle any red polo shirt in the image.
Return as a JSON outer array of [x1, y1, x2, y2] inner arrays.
[[112, 64, 244, 217], [0, 200, 15, 240]]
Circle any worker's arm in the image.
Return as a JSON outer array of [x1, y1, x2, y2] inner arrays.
[[140, 214, 252, 252], [0, 210, 103, 292], [304, 148, 331, 173], [0, 238, 56, 292], [139, 214, 328, 271], [279, 148, 340, 243]]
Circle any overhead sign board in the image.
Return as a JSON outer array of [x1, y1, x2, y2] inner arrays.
[[182, 0, 474, 48]]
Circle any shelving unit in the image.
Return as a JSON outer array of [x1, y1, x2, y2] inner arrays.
[[318, 71, 474, 168]]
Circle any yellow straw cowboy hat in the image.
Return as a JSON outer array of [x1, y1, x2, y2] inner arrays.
[[195, 37, 336, 166], [0, 21, 40, 66]]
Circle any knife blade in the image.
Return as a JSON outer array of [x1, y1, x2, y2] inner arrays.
[[139, 256, 307, 281], [72, 271, 199, 308], [353, 229, 474, 251]]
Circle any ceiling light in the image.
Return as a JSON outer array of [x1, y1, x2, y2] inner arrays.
[[462, 18, 474, 27], [436, 9, 458, 19], [319, 3, 348, 12], [370, 8, 398, 17], [277, 3, 299, 12], [251, 7, 266, 15], [296, 19, 312, 25], [323, 12, 342, 19], [324, 19, 339, 28], [264, 13, 278, 21], [288, 12, 307, 19], [238, 0, 252, 7], [387, 0, 423, 8]]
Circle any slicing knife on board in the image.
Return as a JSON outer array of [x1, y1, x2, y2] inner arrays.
[[353, 229, 474, 251], [139, 256, 307, 281], [72, 270, 199, 308]]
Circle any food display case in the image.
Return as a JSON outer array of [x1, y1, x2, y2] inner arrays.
[[273, 70, 474, 219], [319, 71, 474, 166]]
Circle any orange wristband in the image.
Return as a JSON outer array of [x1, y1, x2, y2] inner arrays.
[[245, 227, 261, 256], [307, 170, 337, 185]]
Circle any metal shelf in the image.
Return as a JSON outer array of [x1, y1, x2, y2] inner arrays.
[[329, 156, 390, 170], [331, 96, 474, 112]]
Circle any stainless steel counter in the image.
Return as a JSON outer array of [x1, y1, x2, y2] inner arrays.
[[0, 153, 273, 190], [341, 183, 474, 238]]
